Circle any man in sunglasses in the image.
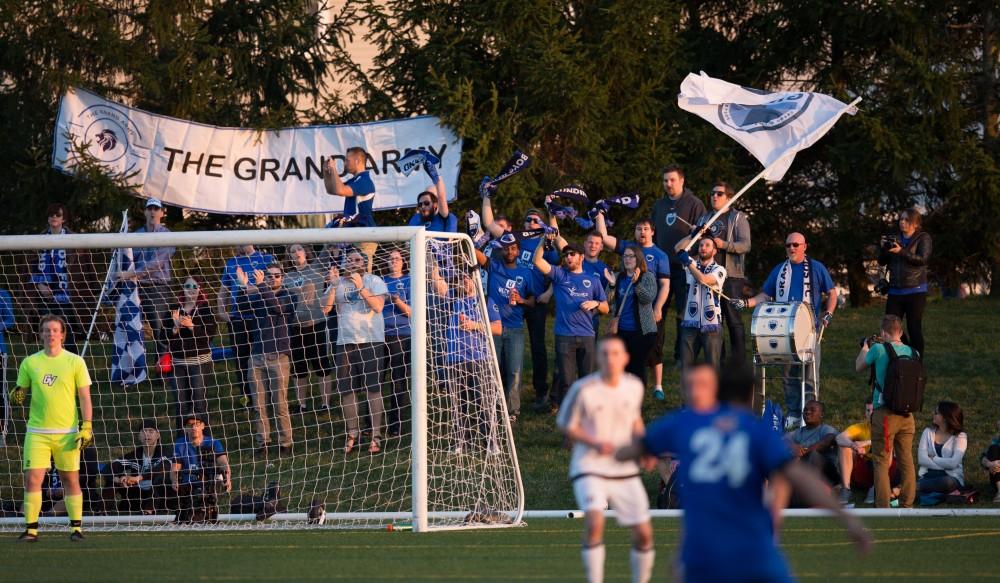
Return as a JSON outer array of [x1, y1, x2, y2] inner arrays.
[[674, 181, 752, 365], [481, 199, 559, 416], [31, 203, 79, 354], [406, 158, 457, 232], [235, 263, 294, 459], [735, 232, 839, 428]]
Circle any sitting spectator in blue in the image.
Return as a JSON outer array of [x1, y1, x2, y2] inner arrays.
[[109, 419, 172, 514], [431, 266, 502, 455], [917, 401, 968, 496], [786, 400, 840, 487], [171, 416, 231, 520], [981, 420, 1000, 503], [406, 156, 456, 232]]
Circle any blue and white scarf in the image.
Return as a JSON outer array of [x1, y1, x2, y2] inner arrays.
[[682, 260, 725, 333], [776, 257, 811, 308]]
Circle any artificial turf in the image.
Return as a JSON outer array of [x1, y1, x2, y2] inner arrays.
[[4, 516, 1000, 582]]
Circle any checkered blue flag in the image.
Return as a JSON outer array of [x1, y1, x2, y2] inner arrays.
[[110, 245, 147, 385]]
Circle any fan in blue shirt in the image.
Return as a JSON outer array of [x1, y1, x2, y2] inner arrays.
[[406, 160, 457, 232], [616, 365, 870, 583], [324, 147, 377, 227], [478, 242, 536, 330], [533, 244, 609, 337]]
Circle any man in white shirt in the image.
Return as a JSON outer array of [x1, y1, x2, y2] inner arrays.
[[556, 336, 654, 583]]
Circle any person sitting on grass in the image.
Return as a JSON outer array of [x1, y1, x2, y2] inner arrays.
[[980, 420, 1000, 503], [786, 400, 839, 487], [109, 418, 172, 514], [917, 401, 968, 497]]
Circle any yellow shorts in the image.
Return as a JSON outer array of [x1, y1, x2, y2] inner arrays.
[[23, 432, 80, 472]]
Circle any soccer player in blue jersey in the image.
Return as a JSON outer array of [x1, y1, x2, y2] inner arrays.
[[617, 364, 870, 582], [596, 214, 672, 400]]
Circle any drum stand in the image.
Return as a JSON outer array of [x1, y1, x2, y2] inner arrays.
[[753, 348, 820, 428]]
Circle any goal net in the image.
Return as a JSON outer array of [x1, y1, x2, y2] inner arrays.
[[0, 226, 524, 531]]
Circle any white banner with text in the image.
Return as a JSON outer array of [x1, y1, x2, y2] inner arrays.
[[52, 87, 462, 215]]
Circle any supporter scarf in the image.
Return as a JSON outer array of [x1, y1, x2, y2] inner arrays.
[[545, 200, 578, 220], [491, 150, 531, 186], [682, 260, 724, 333], [608, 193, 640, 209], [37, 227, 71, 302], [776, 257, 811, 307], [550, 186, 589, 206], [397, 149, 440, 176]]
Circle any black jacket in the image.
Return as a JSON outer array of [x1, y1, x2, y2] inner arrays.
[[878, 230, 932, 290]]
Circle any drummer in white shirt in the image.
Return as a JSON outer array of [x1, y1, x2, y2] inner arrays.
[[733, 232, 838, 427]]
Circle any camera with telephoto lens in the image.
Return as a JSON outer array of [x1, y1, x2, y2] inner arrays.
[[881, 235, 898, 252], [859, 333, 883, 347]]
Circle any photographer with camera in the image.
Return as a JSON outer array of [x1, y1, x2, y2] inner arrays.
[[854, 315, 917, 509], [877, 208, 931, 357], [171, 416, 231, 522]]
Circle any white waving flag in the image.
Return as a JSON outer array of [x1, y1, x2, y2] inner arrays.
[[678, 72, 859, 181]]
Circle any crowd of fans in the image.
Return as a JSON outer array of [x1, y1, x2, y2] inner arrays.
[[3, 145, 998, 521]]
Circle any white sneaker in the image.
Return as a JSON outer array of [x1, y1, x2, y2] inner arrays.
[[864, 487, 875, 504]]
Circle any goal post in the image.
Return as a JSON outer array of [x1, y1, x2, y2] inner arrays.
[[0, 227, 524, 531]]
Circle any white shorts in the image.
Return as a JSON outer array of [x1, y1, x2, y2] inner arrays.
[[572, 475, 650, 527]]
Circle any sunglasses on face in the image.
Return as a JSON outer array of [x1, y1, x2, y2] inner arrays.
[[182, 282, 199, 290], [49, 212, 63, 218], [418, 201, 433, 208], [785, 242, 802, 249], [710, 191, 727, 197], [266, 272, 283, 279], [525, 217, 542, 224]]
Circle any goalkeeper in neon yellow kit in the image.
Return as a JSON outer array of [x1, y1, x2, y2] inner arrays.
[[10, 315, 93, 542]]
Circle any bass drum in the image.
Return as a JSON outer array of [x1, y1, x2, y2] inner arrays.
[[751, 301, 816, 364]]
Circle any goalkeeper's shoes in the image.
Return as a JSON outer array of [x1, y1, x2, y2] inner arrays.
[[18, 530, 38, 543], [70, 530, 85, 542]]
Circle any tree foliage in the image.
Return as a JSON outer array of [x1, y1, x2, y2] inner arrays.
[[2, 0, 998, 294]]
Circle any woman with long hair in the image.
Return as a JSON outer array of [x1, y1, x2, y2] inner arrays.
[[608, 245, 658, 385], [916, 401, 967, 495]]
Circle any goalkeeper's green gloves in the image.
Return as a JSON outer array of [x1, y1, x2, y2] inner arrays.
[[77, 421, 93, 448], [8, 386, 26, 406]]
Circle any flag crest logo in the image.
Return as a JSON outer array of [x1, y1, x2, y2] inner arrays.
[[718, 93, 814, 133]]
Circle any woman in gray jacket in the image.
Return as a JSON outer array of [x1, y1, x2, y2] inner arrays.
[[609, 244, 658, 385]]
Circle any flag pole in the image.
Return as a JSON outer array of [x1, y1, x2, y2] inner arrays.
[[682, 96, 862, 252], [80, 210, 129, 358]]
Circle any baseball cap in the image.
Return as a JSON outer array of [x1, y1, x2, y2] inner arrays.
[[562, 243, 584, 256], [524, 208, 544, 221], [497, 233, 518, 247], [183, 414, 205, 426], [145, 198, 164, 209]]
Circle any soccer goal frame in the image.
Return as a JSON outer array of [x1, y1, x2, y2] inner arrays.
[[0, 226, 525, 532]]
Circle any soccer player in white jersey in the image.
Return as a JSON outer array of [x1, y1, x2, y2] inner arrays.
[[556, 336, 654, 583]]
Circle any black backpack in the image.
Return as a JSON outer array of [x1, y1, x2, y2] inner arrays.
[[880, 342, 926, 415]]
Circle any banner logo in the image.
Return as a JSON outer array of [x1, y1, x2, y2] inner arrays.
[[718, 93, 815, 134], [78, 104, 142, 168]]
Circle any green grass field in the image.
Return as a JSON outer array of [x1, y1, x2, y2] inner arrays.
[[4, 517, 1000, 582], [2, 293, 999, 581]]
